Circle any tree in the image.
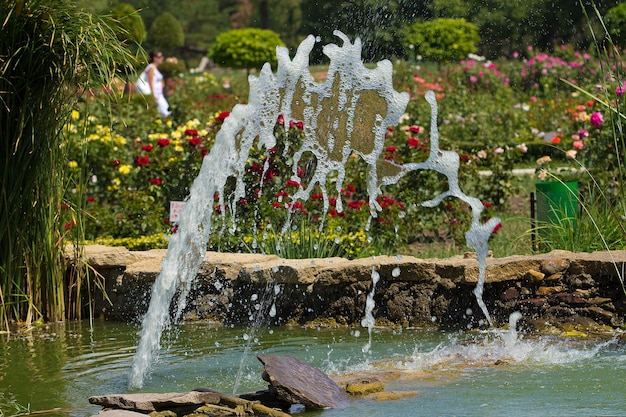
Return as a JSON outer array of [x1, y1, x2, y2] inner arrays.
[[403, 18, 479, 63], [209, 28, 285, 72], [148, 11, 185, 51]]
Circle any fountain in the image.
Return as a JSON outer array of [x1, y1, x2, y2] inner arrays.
[[129, 30, 502, 389]]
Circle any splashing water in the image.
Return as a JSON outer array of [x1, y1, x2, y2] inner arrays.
[[361, 267, 380, 354], [129, 31, 499, 389]]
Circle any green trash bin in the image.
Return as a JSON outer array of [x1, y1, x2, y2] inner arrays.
[[535, 181, 579, 226]]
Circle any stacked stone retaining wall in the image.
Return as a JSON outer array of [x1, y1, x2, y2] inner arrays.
[[81, 246, 626, 332]]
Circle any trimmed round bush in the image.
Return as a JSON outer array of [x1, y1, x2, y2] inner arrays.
[[209, 28, 285, 71], [403, 18, 480, 63]]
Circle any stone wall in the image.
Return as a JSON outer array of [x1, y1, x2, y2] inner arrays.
[[81, 245, 626, 332]]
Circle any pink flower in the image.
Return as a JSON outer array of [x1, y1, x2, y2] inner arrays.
[[577, 129, 589, 139], [617, 86, 625, 97], [573, 140, 584, 150], [590, 112, 604, 127], [469, 76, 478, 83]]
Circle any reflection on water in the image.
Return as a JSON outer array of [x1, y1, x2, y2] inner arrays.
[[0, 321, 624, 417]]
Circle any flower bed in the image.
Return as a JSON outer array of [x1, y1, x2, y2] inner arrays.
[[63, 46, 625, 257]]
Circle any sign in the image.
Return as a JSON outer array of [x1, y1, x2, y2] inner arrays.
[[169, 201, 187, 223]]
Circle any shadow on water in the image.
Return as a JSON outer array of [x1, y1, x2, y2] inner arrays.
[[0, 320, 624, 417]]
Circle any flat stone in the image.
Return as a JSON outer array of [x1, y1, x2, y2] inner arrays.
[[551, 293, 587, 305], [536, 286, 563, 296], [88, 392, 220, 412], [91, 410, 147, 417], [257, 353, 349, 409], [540, 259, 570, 275]]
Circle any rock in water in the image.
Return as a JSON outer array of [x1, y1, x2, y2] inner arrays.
[[257, 353, 349, 409]]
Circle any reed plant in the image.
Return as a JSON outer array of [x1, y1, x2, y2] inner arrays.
[[0, 0, 138, 330]]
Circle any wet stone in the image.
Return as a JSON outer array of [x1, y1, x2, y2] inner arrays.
[[257, 353, 349, 409], [500, 287, 519, 301]]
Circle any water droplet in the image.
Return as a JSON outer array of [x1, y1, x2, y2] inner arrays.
[[243, 333, 250, 341], [251, 294, 258, 301], [392, 267, 401, 277], [269, 303, 277, 317]]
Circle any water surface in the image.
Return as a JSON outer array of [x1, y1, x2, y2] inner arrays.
[[0, 321, 623, 417]]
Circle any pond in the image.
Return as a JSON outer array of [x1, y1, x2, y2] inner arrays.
[[1, 321, 624, 417]]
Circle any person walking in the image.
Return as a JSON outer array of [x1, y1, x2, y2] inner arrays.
[[136, 50, 171, 117]]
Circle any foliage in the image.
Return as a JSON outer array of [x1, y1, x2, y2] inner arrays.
[[403, 18, 480, 63], [110, 3, 146, 45], [148, 11, 184, 51], [0, 0, 138, 328], [209, 28, 284, 71], [605, 2, 626, 47]]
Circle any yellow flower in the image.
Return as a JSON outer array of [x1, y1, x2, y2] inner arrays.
[[174, 145, 184, 152], [68, 160, 78, 168], [114, 136, 127, 146], [166, 120, 172, 127], [71, 109, 80, 120], [118, 164, 132, 174]]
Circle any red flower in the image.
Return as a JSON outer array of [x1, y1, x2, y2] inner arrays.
[[492, 223, 503, 234], [311, 193, 324, 200], [409, 125, 423, 134], [189, 137, 202, 146], [150, 177, 162, 186], [275, 191, 289, 198], [216, 111, 230, 123], [286, 179, 300, 188], [112, 159, 121, 166], [272, 202, 282, 209], [289, 120, 304, 130], [136, 155, 150, 166], [185, 129, 199, 137], [64, 220, 77, 230], [551, 135, 561, 144], [142, 144, 154, 152], [277, 114, 285, 125], [348, 200, 365, 210], [157, 138, 171, 147], [385, 146, 397, 153], [407, 137, 420, 148], [329, 197, 337, 206], [482, 201, 493, 208], [86, 196, 96, 202]]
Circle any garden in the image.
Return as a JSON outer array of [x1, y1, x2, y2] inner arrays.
[[63, 43, 625, 260]]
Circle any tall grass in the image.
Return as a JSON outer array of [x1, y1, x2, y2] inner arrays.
[[0, 0, 137, 330]]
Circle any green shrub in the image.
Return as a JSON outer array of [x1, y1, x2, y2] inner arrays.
[[209, 28, 285, 71], [403, 18, 480, 63], [110, 3, 146, 45], [605, 3, 626, 47], [149, 12, 184, 50]]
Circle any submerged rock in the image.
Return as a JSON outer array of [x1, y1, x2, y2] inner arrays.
[[257, 353, 349, 409]]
